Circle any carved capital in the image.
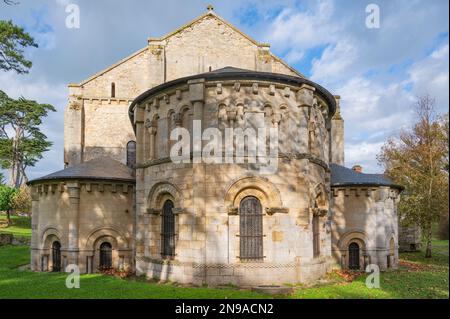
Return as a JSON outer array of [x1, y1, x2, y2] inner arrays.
[[265, 207, 289, 215], [227, 206, 238, 215], [147, 208, 161, 215]]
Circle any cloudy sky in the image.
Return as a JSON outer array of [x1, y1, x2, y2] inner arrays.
[[0, 0, 448, 179]]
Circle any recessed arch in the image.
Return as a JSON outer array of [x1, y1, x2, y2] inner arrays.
[[85, 227, 129, 250], [148, 182, 183, 210], [224, 176, 282, 209], [41, 226, 62, 250], [337, 229, 368, 251]]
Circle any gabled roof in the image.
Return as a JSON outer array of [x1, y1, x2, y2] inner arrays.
[[28, 157, 135, 184], [148, 10, 304, 78], [330, 163, 403, 190], [76, 9, 304, 87]]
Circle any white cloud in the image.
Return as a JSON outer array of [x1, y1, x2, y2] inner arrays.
[[267, 0, 337, 47], [311, 40, 358, 83], [408, 44, 449, 112]]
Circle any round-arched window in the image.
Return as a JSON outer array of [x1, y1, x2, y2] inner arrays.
[[161, 200, 175, 258], [239, 196, 263, 262], [99, 242, 112, 269]]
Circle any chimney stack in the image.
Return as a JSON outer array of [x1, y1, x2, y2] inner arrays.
[[352, 165, 362, 173]]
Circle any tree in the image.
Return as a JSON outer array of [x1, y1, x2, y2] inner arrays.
[[11, 185, 31, 215], [0, 184, 17, 225], [0, 19, 37, 74], [438, 113, 449, 239], [0, 90, 56, 187], [378, 95, 449, 258]]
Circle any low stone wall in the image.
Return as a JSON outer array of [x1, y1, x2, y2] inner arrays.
[[0, 233, 13, 246], [0, 233, 30, 246]]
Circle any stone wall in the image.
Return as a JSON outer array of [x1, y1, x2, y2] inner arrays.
[[398, 222, 421, 252], [30, 180, 134, 273], [331, 186, 400, 270], [133, 75, 335, 285], [64, 11, 301, 167]]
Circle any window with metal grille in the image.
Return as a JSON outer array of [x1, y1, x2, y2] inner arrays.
[[126, 141, 136, 167], [239, 196, 263, 262], [52, 241, 61, 272], [348, 242, 360, 270], [312, 215, 320, 257], [161, 200, 176, 258], [99, 242, 112, 269]]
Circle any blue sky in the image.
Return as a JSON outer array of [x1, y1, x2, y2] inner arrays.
[[0, 0, 448, 179]]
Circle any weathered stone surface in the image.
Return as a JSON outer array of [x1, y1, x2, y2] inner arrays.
[[31, 7, 401, 285]]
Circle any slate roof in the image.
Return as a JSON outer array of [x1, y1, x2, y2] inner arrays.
[[28, 157, 135, 184], [330, 163, 403, 190]]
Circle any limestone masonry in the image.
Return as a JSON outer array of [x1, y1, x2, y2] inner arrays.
[[29, 8, 402, 285]]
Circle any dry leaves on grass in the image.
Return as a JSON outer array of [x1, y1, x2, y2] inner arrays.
[[334, 270, 364, 283], [398, 259, 435, 272], [99, 267, 134, 279]]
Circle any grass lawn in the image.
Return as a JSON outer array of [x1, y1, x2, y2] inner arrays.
[[0, 240, 448, 299], [0, 214, 32, 239]]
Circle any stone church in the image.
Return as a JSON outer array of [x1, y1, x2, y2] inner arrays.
[[28, 7, 402, 286]]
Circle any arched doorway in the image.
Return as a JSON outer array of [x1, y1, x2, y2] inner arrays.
[[348, 242, 360, 270], [239, 196, 263, 262], [99, 242, 112, 269], [52, 241, 61, 272], [161, 200, 175, 258]]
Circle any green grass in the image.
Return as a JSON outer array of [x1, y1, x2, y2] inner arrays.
[[0, 245, 267, 299], [0, 240, 448, 299], [0, 214, 32, 239]]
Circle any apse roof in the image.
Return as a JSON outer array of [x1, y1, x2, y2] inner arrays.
[[28, 157, 135, 184], [330, 163, 403, 190]]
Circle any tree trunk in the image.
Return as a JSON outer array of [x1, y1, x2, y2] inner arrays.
[[8, 127, 23, 188], [425, 226, 433, 258], [6, 209, 11, 226]]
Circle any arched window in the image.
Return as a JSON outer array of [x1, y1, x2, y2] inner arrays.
[[161, 200, 175, 258], [99, 242, 112, 269], [52, 241, 61, 272], [111, 82, 116, 98], [126, 141, 136, 167], [239, 196, 263, 262], [348, 242, 360, 270], [312, 215, 320, 257]]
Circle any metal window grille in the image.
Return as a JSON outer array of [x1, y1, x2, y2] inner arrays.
[[348, 242, 360, 270], [99, 242, 112, 269], [312, 215, 320, 257], [52, 241, 61, 272], [239, 196, 263, 262], [161, 200, 176, 258]]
